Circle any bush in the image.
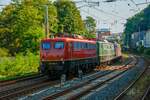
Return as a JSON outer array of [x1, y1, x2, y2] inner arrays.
[[137, 46, 144, 53], [0, 48, 10, 57], [144, 48, 150, 55], [0, 52, 39, 80]]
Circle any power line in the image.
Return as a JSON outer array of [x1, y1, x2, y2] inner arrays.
[[75, 0, 100, 5], [91, 6, 127, 20], [130, 0, 138, 7], [75, 0, 99, 8], [80, 8, 110, 23], [136, 1, 150, 5], [80, 7, 126, 27]]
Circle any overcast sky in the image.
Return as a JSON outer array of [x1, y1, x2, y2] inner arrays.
[[0, 0, 149, 33]]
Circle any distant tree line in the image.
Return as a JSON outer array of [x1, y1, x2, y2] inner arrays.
[[0, 0, 96, 56], [124, 5, 150, 47]]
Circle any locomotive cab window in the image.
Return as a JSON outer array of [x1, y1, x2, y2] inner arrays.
[[42, 42, 50, 50], [73, 42, 81, 49], [54, 42, 64, 49]]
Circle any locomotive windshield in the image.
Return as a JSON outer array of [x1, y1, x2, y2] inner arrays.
[[42, 42, 50, 50], [54, 42, 64, 49]]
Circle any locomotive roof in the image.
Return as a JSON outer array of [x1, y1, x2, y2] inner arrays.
[[41, 37, 96, 43]]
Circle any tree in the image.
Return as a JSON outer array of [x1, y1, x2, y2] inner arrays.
[[83, 16, 96, 38], [0, 4, 17, 55], [84, 16, 96, 33], [55, 0, 86, 35], [0, 0, 58, 55], [124, 5, 150, 46]]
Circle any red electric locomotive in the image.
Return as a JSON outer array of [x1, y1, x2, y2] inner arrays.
[[40, 37, 98, 78]]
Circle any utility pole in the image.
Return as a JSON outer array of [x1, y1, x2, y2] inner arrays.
[[45, 5, 49, 38]]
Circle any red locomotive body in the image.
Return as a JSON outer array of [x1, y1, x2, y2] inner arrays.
[[40, 37, 98, 77]]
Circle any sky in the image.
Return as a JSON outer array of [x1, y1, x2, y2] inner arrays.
[[0, 0, 150, 33]]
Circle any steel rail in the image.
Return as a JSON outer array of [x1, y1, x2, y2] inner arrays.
[[0, 80, 58, 100], [114, 62, 148, 100], [43, 71, 115, 99], [0, 75, 51, 99], [68, 68, 132, 100], [142, 84, 150, 100], [0, 73, 43, 87], [43, 57, 135, 100]]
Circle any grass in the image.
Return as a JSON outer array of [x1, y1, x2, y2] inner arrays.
[[0, 52, 39, 81]]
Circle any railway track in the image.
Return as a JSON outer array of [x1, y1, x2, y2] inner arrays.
[[0, 55, 134, 100], [114, 58, 149, 100], [16, 56, 133, 100], [142, 84, 150, 100], [0, 74, 57, 100], [0, 69, 100, 99], [43, 56, 137, 100], [114, 65, 147, 100], [0, 73, 43, 87], [0, 69, 110, 100]]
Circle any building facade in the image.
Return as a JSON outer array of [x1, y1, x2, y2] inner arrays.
[[96, 28, 111, 40], [144, 30, 150, 48]]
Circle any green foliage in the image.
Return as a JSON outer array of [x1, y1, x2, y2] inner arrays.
[[0, 48, 10, 57], [84, 32, 96, 38], [0, 0, 57, 55], [84, 16, 96, 33], [144, 48, 150, 55], [0, 52, 39, 79], [124, 5, 150, 47], [124, 12, 144, 34], [55, 0, 86, 34]]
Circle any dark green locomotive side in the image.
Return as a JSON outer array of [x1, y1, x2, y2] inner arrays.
[[96, 41, 115, 64]]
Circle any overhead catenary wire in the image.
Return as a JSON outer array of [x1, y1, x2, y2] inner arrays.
[[136, 1, 150, 5], [130, 0, 138, 7], [80, 7, 112, 24], [91, 6, 127, 20], [80, 7, 126, 31]]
